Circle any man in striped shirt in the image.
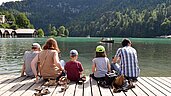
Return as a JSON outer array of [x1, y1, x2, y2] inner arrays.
[[112, 38, 140, 88]]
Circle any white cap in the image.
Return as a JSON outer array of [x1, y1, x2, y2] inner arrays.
[[32, 43, 41, 49], [70, 49, 78, 56]]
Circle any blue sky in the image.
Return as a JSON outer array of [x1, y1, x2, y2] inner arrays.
[[0, 0, 21, 5]]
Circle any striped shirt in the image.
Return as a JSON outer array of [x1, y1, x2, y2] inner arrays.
[[115, 46, 140, 77]]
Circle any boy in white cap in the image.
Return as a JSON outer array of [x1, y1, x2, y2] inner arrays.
[[64, 49, 84, 82], [21, 43, 42, 77]]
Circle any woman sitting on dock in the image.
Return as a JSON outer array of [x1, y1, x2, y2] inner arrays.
[[31, 38, 64, 82]]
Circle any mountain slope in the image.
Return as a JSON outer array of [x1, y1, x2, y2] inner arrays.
[[1, 0, 171, 37]]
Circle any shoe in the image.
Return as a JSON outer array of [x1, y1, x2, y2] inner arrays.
[[127, 84, 135, 89]]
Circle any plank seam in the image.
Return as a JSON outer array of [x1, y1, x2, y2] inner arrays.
[[138, 80, 156, 95], [141, 77, 167, 96]]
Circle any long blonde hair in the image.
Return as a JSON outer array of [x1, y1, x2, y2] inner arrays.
[[43, 38, 60, 53]]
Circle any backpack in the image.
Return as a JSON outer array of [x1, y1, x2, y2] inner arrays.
[[105, 72, 117, 86]]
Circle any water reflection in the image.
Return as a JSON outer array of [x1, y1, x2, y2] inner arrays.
[[0, 38, 171, 76]]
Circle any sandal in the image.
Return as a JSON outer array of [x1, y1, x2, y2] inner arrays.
[[41, 89, 50, 95], [44, 80, 57, 86], [58, 76, 69, 85], [81, 76, 86, 82]]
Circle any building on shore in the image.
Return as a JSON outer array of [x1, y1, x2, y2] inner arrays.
[[0, 15, 5, 24], [0, 28, 37, 38]]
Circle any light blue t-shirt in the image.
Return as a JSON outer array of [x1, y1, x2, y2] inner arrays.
[[92, 57, 110, 77], [23, 51, 39, 77]]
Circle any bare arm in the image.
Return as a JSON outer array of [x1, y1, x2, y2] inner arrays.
[[21, 64, 25, 76], [107, 62, 111, 72], [54, 52, 63, 70], [92, 64, 96, 73], [31, 54, 38, 77], [112, 56, 120, 63]]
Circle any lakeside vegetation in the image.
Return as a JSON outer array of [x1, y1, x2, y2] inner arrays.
[[0, 0, 171, 37]]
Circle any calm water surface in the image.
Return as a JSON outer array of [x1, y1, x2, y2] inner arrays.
[[0, 37, 171, 76]]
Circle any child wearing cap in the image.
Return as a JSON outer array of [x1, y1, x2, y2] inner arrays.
[[21, 43, 42, 77], [64, 49, 84, 82], [90, 45, 111, 81]]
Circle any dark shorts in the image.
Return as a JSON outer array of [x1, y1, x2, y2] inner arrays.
[[89, 73, 105, 81]]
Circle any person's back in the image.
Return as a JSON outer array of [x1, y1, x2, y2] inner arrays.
[[92, 57, 109, 77], [31, 38, 64, 82], [38, 50, 61, 79], [24, 51, 39, 76], [21, 43, 41, 77], [119, 46, 139, 77], [91, 45, 110, 81], [65, 61, 83, 81], [113, 38, 140, 82], [65, 50, 84, 81]]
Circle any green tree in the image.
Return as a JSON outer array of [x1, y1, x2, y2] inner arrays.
[[64, 29, 69, 37], [37, 28, 45, 37], [51, 26, 57, 36], [58, 26, 65, 36], [15, 13, 32, 28]]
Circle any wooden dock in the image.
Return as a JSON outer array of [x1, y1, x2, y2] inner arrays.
[[0, 74, 171, 96]]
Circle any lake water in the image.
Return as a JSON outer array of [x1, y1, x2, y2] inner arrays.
[[0, 37, 171, 76]]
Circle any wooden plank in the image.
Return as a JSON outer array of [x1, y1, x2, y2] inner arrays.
[[63, 82, 76, 96], [131, 82, 149, 96], [0, 76, 20, 89], [0, 75, 16, 84], [158, 77, 171, 88], [160, 77, 171, 84], [136, 80, 155, 96], [21, 79, 44, 96], [52, 85, 65, 96], [138, 77, 162, 96], [99, 86, 113, 96], [83, 76, 92, 96], [124, 88, 136, 96], [0, 76, 28, 95], [140, 77, 166, 96], [90, 78, 101, 96], [147, 77, 171, 95], [144, 77, 171, 95], [74, 83, 83, 96], [44, 85, 57, 96], [5, 77, 34, 96], [167, 77, 171, 80], [0, 75, 10, 81], [113, 91, 125, 96]]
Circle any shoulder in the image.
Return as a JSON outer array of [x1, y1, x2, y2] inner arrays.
[[76, 61, 82, 65], [24, 51, 30, 54], [105, 57, 109, 60], [92, 58, 97, 61]]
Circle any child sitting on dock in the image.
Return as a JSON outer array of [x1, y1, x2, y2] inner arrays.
[[90, 45, 111, 81], [64, 49, 85, 83], [21, 43, 41, 77]]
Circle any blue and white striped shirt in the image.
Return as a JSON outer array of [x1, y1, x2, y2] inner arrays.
[[115, 46, 140, 77]]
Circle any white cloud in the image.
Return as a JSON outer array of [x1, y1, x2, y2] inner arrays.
[[0, 0, 22, 5]]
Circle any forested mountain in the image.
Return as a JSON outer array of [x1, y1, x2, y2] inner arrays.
[[1, 0, 171, 37]]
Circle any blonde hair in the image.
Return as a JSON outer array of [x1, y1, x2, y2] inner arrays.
[[43, 38, 60, 53]]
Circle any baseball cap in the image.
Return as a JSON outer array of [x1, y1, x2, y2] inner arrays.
[[70, 49, 78, 56], [32, 43, 41, 49], [96, 45, 105, 52]]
